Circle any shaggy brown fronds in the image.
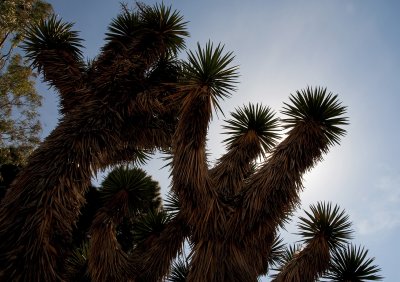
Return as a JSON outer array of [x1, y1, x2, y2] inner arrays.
[[88, 211, 133, 282], [0, 3, 189, 281], [0, 2, 361, 280], [133, 215, 188, 281], [211, 104, 279, 197]]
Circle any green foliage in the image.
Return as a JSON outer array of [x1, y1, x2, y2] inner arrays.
[[297, 202, 353, 249], [100, 167, 161, 217], [168, 257, 189, 282], [0, 54, 42, 165], [325, 244, 383, 281], [23, 15, 84, 72], [0, 0, 52, 48], [64, 244, 91, 282], [223, 103, 280, 155], [105, 3, 188, 57], [281, 86, 348, 146], [133, 209, 171, 245], [0, 0, 52, 165], [181, 41, 239, 114]]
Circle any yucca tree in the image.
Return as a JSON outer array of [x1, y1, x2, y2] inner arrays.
[[0, 3, 382, 282], [166, 38, 350, 280], [269, 203, 382, 282], [0, 3, 189, 281], [165, 202, 381, 282], [272, 202, 353, 282], [86, 167, 161, 281]]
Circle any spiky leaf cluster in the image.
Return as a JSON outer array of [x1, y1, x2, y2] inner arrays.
[[167, 257, 189, 282], [297, 202, 353, 249], [23, 15, 84, 71], [64, 244, 90, 282], [164, 192, 181, 218], [264, 235, 286, 273], [223, 103, 279, 155], [105, 3, 188, 55], [325, 244, 383, 281], [100, 167, 161, 217], [181, 41, 239, 114], [133, 210, 171, 245], [281, 87, 348, 146]]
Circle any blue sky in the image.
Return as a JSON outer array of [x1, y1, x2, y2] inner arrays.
[[38, 1, 400, 280]]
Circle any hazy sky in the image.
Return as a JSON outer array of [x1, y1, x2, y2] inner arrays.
[[38, 1, 400, 280]]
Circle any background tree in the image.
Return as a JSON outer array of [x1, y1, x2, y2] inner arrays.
[[0, 0, 52, 166], [0, 3, 382, 281]]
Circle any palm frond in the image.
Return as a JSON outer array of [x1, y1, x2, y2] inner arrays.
[[23, 15, 84, 72], [167, 257, 189, 282], [100, 167, 161, 217], [223, 103, 280, 155], [281, 86, 348, 146], [324, 244, 383, 281], [297, 202, 353, 249], [181, 41, 239, 115]]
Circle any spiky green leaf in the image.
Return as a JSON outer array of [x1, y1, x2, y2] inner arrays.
[[223, 103, 280, 155], [297, 202, 353, 249], [140, 3, 188, 53], [23, 15, 84, 72], [133, 209, 171, 245], [324, 244, 383, 281], [168, 257, 189, 282], [281, 87, 348, 146], [181, 41, 239, 115], [100, 167, 161, 217]]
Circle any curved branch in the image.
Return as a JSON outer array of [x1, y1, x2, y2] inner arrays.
[[272, 237, 330, 282]]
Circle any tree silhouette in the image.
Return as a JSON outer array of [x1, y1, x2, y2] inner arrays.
[[0, 3, 381, 281]]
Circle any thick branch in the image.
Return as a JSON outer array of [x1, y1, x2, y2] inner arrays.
[[36, 50, 86, 114], [272, 237, 330, 282], [231, 123, 329, 238], [210, 132, 262, 197], [88, 209, 133, 282], [171, 90, 215, 231]]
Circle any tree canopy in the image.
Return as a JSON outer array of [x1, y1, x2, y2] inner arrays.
[[0, 0, 52, 165]]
